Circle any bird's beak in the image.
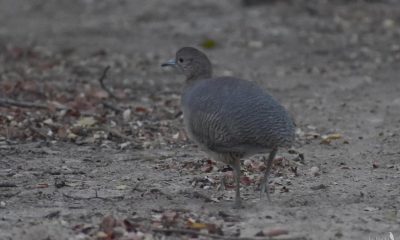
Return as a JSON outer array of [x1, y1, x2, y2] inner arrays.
[[161, 59, 177, 67]]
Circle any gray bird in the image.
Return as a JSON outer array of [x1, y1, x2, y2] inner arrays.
[[162, 47, 295, 208]]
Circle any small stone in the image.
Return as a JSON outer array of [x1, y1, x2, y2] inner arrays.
[[383, 19, 395, 29], [243, 159, 252, 167], [119, 142, 131, 150], [0, 201, 5, 208], [172, 132, 180, 139], [248, 40, 263, 48], [364, 206, 378, 212], [112, 227, 126, 238], [96, 231, 108, 239], [310, 166, 320, 176], [123, 109, 132, 122]]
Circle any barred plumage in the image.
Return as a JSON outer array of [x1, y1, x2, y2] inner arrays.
[[162, 47, 295, 208]]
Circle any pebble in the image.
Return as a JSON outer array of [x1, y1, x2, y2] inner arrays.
[[248, 40, 263, 48], [310, 166, 320, 176], [122, 109, 131, 122]]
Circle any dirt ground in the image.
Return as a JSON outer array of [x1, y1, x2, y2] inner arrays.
[[0, 0, 399, 239]]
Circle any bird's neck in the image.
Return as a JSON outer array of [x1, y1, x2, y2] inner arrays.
[[186, 72, 212, 84]]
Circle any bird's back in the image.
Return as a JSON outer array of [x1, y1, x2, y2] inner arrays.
[[182, 77, 295, 155]]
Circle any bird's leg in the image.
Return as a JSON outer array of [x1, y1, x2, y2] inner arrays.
[[219, 175, 226, 191], [232, 157, 242, 208], [260, 148, 278, 201]]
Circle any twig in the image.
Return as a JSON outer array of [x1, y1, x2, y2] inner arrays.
[[29, 126, 48, 139], [62, 192, 123, 201], [98, 66, 119, 99], [152, 228, 307, 240], [0, 98, 68, 111], [0, 182, 17, 188], [101, 101, 122, 113], [0, 98, 48, 109], [92, 126, 136, 143], [174, 111, 183, 119], [0, 191, 21, 198], [191, 190, 219, 203]]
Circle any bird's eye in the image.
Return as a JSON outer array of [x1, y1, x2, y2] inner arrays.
[[178, 58, 184, 63]]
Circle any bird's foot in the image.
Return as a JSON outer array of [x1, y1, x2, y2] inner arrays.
[[218, 176, 226, 191]]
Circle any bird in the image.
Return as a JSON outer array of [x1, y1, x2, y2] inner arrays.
[[161, 47, 295, 208]]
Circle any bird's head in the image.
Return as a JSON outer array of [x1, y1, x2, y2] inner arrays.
[[161, 47, 212, 82]]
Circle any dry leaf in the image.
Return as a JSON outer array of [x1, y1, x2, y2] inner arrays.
[[116, 185, 127, 190], [99, 215, 122, 235], [201, 39, 217, 49], [36, 183, 49, 188], [74, 117, 97, 128], [96, 231, 108, 239], [187, 218, 221, 234], [241, 176, 254, 186], [188, 221, 208, 230], [321, 133, 343, 144], [135, 106, 148, 113], [160, 210, 179, 227]]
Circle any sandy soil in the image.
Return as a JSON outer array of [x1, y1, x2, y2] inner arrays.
[[0, 0, 399, 239]]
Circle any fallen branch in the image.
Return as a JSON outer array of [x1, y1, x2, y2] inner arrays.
[[98, 66, 119, 99], [152, 228, 307, 240]]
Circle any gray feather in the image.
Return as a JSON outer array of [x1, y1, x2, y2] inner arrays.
[[182, 76, 295, 155]]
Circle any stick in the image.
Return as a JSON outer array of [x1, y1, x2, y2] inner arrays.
[[0, 98, 48, 109], [0, 98, 68, 111], [62, 192, 123, 201], [91, 126, 137, 143], [0, 182, 18, 188], [152, 228, 307, 240], [98, 66, 119, 99]]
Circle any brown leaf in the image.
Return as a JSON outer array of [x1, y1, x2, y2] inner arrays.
[[187, 221, 208, 230], [161, 210, 179, 227], [222, 171, 235, 189], [187, 218, 222, 234], [240, 176, 254, 186], [321, 133, 343, 144], [36, 183, 49, 188], [99, 215, 122, 236], [201, 164, 213, 173], [123, 219, 140, 232], [89, 89, 109, 99], [74, 117, 97, 128], [135, 106, 148, 113], [245, 159, 266, 172]]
